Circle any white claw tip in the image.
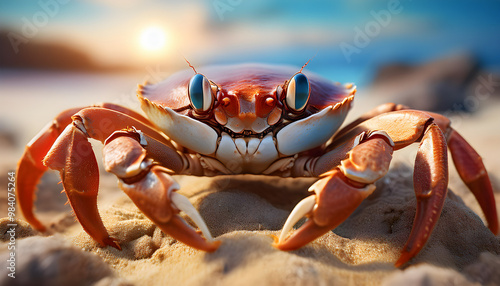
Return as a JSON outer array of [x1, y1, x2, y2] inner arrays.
[[278, 195, 317, 243], [170, 192, 214, 242]]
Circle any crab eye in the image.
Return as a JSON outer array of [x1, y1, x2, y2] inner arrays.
[[285, 73, 310, 112], [188, 74, 214, 113]]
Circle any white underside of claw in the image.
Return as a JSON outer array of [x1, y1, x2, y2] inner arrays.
[[276, 99, 352, 156], [170, 192, 214, 242], [278, 195, 316, 243], [339, 161, 383, 184], [138, 96, 218, 155]]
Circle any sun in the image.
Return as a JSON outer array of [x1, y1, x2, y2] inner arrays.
[[139, 26, 167, 52]]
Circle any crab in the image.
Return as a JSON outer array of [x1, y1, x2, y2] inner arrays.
[[17, 63, 498, 267]]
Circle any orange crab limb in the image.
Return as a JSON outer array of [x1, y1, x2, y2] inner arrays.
[[74, 107, 174, 147], [18, 103, 209, 250], [333, 102, 409, 140], [95, 102, 152, 124], [16, 107, 83, 231], [276, 136, 392, 250], [104, 134, 219, 252], [280, 110, 455, 267], [339, 109, 498, 236], [447, 129, 499, 235], [43, 123, 120, 249], [274, 169, 376, 251], [395, 123, 448, 267], [17, 104, 175, 238], [426, 112, 497, 235], [118, 167, 220, 252]]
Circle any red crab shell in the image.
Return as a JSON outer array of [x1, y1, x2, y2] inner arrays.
[[139, 63, 354, 113]]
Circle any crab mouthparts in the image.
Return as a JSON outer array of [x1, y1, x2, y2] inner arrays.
[[220, 125, 274, 139]]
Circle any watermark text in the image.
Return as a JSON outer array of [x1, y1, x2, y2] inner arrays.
[[6, 171, 17, 279]]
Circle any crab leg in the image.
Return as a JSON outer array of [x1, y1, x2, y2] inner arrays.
[[17, 107, 83, 231], [280, 111, 452, 267], [16, 103, 152, 232], [41, 108, 162, 248], [48, 107, 214, 251], [428, 112, 498, 235], [17, 106, 184, 247], [395, 123, 448, 267], [333, 102, 409, 140], [103, 132, 219, 251], [447, 129, 498, 234], [43, 123, 120, 248], [336, 108, 498, 235]]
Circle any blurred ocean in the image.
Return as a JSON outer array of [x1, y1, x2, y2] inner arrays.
[[2, 0, 500, 89]]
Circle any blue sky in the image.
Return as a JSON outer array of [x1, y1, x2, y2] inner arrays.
[[1, 0, 500, 85]]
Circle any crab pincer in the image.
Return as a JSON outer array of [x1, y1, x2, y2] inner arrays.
[[275, 134, 392, 251], [103, 132, 220, 252], [276, 116, 453, 267], [274, 169, 376, 251]]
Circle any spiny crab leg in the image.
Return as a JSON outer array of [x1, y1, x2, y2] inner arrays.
[[104, 131, 219, 251]]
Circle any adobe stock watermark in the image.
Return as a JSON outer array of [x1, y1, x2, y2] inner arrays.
[[7, 0, 72, 54], [339, 0, 409, 63], [442, 73, 500, 128], [212, 0, 244, 21], [386, 72, 499, 188], [6, 171, 17, 279]]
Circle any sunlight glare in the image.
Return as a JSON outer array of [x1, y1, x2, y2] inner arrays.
[[140, 26, 167, 52]]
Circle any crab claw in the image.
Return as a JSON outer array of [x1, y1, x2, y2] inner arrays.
[[118, 166, 220, 252], [275, 169, 375, 250], [103, 133, 219, 252]]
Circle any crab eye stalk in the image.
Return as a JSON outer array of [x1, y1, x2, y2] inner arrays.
[[188, 74, 215, 113], [285, 73, 310, 113]]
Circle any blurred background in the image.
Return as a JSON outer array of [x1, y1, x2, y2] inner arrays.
[[1, 0, 500, 159], [1, 2, 500, 283]]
